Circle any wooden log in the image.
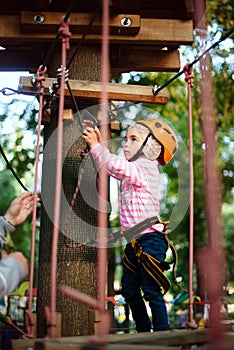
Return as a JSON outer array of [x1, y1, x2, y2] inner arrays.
[[19, 76, 169, 104]]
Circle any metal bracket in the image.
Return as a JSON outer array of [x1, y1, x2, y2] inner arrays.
[[20, 12, 140, 36]]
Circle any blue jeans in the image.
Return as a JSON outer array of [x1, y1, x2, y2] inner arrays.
[[121, 232, 169, 332]]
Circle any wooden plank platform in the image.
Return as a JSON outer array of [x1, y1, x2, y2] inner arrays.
[[9, 329, 209, 350], [11, 330, 234, 350], [19, 76, 169, 104]]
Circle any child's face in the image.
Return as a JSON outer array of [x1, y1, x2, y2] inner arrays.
[[124, 127, 145, 160]]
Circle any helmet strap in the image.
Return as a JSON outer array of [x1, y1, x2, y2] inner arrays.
[[129, 133, 151, 162]]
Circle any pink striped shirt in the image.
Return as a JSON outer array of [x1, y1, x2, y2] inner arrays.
[[90, 143, 160, 231]]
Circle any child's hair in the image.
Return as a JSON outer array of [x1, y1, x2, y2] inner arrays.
[[134, 124, 162, 161]]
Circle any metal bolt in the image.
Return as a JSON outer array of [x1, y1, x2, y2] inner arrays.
[[152, 85, 159, 96], [33, 14, 45, 24], [120, 17, 132, 27]]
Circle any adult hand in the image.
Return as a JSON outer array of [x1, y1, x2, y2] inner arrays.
[[4, 192, 38, 226]]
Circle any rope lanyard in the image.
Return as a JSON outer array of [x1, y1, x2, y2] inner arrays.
[[183, 64, 195, 325]]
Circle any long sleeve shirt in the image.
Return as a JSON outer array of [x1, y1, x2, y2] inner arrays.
[[90, 143, 160, 231], [0, 216, 25, 298]]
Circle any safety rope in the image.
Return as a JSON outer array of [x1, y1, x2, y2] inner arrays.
[[97, 0, 110, 320], [40, 0, 76, 70], [48, 16, 71, 339], [25, 65, 47, 337], [66, 2, 102, 70], [183, 63, 195, 325]]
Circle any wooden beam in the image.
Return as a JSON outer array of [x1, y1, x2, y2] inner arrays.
[[20, 12, 141, 36], [0, 49, 45, 72], [0, 14, 194, 46], [0, 47, 180, 74], [19, 76, 169, 104], [111, 48, 181, 75]]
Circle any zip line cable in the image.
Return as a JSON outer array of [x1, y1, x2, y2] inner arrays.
[[153, 26, 234, 95]]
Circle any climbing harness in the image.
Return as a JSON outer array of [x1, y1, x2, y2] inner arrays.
[[126, 240, 171, 295], [121, 216, 186, 295]]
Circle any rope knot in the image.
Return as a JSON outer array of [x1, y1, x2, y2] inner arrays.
[[36, 65, 47, 85], [58, 17, 71, 49], [183, 63, 194, 88]]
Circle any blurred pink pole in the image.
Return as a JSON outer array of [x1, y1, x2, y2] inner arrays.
[[196, 14, 226, 349], [183, 64, 195, 326], [49, 17, 71, 338], [97, 0, 110, 317]]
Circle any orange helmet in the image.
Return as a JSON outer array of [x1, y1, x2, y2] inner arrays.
[[135, 118, 177, 165]]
